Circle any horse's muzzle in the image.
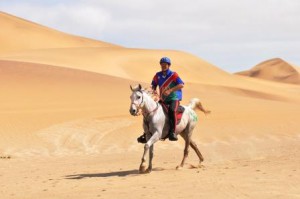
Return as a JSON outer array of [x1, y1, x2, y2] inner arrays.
[[129, 108, 138, 116]]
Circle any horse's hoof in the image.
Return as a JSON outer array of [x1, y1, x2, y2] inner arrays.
[[139, 164, 147, 174], [176, 165, 183, 170], [139, 168, 146, 174], [198, 164, 205, 169], [146, 166, 152, 173]]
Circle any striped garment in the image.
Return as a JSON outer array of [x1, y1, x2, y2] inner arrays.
[[151, 69, 184, 102]]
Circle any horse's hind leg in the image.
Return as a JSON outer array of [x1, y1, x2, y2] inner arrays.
[[177, 132, 190, 169], [190, 139, 204, 163]]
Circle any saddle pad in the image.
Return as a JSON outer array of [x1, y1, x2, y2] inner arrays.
[[160, 102, 185, 125]]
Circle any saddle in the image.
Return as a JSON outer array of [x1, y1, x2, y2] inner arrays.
[[159, 101, 185, 125]]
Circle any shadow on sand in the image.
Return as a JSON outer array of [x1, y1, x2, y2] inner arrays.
[[65, 168, 165, 179], [65, 169, 140, 179]]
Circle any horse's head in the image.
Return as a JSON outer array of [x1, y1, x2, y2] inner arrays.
[[129, 84, 144, 116]]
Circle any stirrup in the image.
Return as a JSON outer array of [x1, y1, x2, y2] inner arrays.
[[137, 134, 147, 143]]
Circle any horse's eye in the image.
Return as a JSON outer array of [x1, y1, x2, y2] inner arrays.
[[137, 96, 141, 99]]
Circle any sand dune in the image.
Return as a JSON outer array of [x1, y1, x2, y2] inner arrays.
[[0, 12, 243, 87], [1, 11, 300, 199], [0, 47, 233, 84], [1, 11, 299, 99], [0, 12, 231, 85], [291, 64, 300, 73], [1, 58, 299, 154], [236, 58, 300, 84], [1, 58, 299, 155], [0, 11, 120, 54], [0, 60, 137, 150], [2, 48, 300, 104], [0, 60, 133, 113], [1, 11, 300, 154]]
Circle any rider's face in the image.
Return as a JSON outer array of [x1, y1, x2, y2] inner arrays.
[[160, 63, 170, 72]]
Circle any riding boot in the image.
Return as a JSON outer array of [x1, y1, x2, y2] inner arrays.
[[137, 133, 147, 143], [168, 112, 178, 141], [169, 131, 178, 141]]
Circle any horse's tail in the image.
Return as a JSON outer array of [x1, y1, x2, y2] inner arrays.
[[188, 98, 211, 115], [188, 98, 202, 110]]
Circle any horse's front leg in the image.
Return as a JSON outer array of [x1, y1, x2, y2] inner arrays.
[[139, 132, 159, 174], [147, 145, 154, 173], [139, 145, 149, 173]]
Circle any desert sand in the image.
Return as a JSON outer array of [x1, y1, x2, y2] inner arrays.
[[0, 12, 300, 199]]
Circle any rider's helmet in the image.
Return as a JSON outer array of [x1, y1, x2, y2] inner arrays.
[[160, 57, 171, 65]]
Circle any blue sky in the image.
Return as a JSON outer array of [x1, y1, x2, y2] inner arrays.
[[1, 0, 299, 72]]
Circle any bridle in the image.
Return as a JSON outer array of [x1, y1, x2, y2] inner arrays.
[[131, 90, 145, 116], [131, 90, 159, 117]]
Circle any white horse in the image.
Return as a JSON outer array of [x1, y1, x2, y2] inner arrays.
[[129, 84, 210, 173]]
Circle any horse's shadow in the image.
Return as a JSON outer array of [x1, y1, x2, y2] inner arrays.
[[65, 169, 140, 179], [65, 167, 165, 179]]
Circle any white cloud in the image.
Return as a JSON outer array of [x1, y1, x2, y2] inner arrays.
[[1, 0, 300, 71]]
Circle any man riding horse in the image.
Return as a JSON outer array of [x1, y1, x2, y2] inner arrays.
[[137, 57, 184, 142]]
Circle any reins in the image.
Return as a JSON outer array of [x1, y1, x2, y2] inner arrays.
[[142, 102, 159, 118]]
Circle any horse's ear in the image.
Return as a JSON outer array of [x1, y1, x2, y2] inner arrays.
[[130, 85, 133, 91], [138, 84, 142, 90]]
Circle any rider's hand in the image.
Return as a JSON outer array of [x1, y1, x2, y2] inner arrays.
[[163, 89, 171, 96]]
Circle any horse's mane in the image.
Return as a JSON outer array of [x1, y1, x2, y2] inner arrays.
[[143, 88, 159, 102], [131, 85, 159, 102], [130, 84, 159, 102]]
